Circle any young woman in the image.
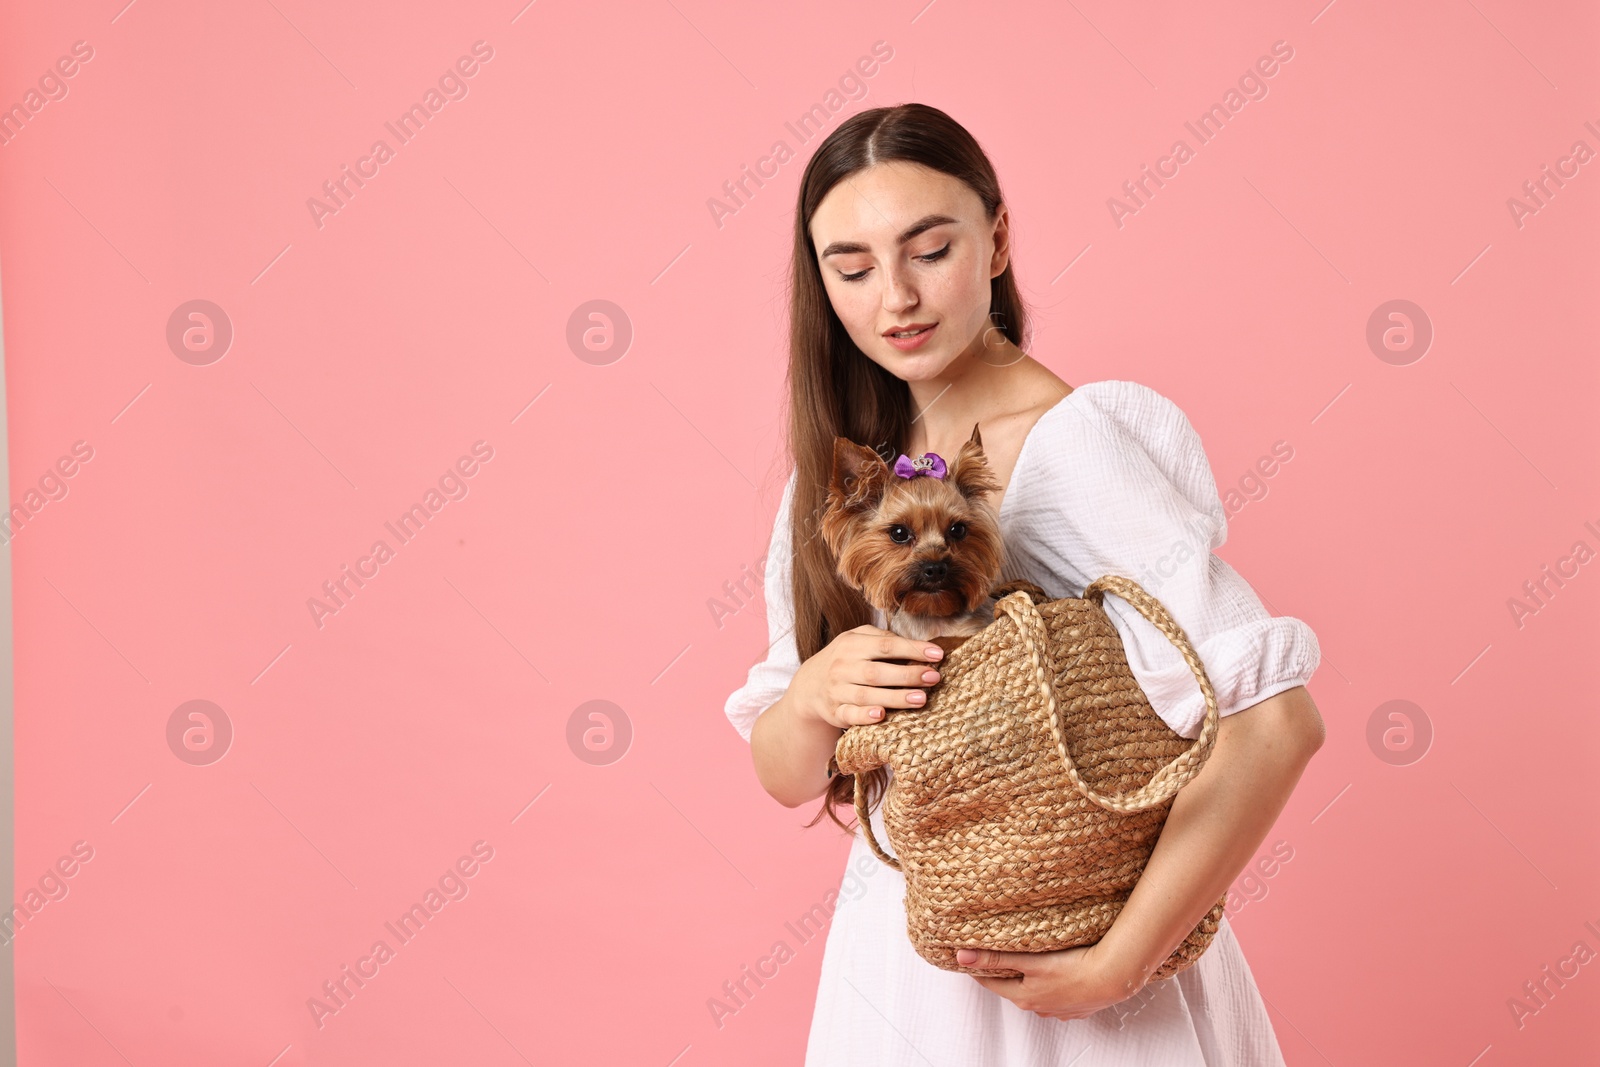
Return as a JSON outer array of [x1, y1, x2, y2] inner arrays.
[[723, 103, 1326, 1065]]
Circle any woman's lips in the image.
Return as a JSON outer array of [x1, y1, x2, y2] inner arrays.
[[884, 323, 937, 351]]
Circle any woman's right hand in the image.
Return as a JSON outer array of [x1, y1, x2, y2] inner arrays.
[[792, 624, 946, 730]]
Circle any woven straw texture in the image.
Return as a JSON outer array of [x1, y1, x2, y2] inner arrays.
[[833, 575, 1229, 982]]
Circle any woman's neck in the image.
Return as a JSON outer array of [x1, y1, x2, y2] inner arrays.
[[903, 342, 1041, 452]]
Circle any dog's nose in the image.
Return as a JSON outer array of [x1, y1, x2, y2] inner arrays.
[[920, 559, 949, 583]]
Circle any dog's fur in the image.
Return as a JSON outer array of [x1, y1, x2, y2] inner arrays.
[[820, 424, 1007, 652]]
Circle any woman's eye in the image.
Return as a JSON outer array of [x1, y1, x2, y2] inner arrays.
[[888, 524, 912, 544], [947, 521, 967, 540], [837, 245, 951, 284]]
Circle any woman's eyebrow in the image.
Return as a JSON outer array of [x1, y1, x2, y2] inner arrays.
[[818, 213, 958, 258]]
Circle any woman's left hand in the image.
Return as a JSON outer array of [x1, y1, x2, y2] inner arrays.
[[957, 943, 1144, 1021]]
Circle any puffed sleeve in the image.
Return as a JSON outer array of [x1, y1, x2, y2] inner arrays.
[[722, 468, 803, 743], [1003, 381, 1320, 739]]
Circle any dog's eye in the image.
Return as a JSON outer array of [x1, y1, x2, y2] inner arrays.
[[948, 521, 968, 540], [888, 524, 913, 544]]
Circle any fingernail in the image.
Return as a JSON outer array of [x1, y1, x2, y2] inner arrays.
[[870, 707, 883, 719], [925, 647, 942, 659], [921, 670, 940, 684], [908, 691, 924, 704], [956, 949, 977, 964]]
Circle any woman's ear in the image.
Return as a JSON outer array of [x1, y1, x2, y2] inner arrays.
[[988, 202, 1013, 279]]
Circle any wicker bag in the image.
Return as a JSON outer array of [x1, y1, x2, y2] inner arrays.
[[832, 574, 1228, 981]]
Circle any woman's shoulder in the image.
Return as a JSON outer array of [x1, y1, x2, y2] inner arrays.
[[1033, 379, 1210, 473], [1016, 379, 1224, 527], [1052, 379, 1196, 441]]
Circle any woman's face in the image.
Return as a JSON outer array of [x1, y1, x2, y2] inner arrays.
[[808, 161, 1009, 383]]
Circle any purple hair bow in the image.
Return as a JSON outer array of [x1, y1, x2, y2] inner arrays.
[[893, 452, 947, 479]]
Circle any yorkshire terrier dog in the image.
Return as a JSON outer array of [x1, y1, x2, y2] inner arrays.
[[820, 424, 1007, 653]]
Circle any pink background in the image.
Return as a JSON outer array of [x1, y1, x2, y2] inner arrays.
[[2, 0, 1596, 1064]]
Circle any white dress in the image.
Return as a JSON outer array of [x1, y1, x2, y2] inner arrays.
[[723, 379, 1321, 1066]]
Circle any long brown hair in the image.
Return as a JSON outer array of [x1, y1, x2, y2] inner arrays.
[[781, 103, 1031, 835]]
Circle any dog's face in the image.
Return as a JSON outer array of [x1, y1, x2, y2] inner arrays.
[[820, 425, 1005, 620]]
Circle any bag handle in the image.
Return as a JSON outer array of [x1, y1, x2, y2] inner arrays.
[[854, 766, 903, 871], [1021, 575, 1220, 813], [850, 575, 1220, 868]]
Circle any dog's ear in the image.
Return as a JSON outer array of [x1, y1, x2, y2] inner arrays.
[[947, 423, 1002, 503], [820, 437, 889, 558], [826, 437, 890, 513]]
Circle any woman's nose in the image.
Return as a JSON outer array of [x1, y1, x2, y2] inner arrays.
[[881, 265, 918, 310]]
